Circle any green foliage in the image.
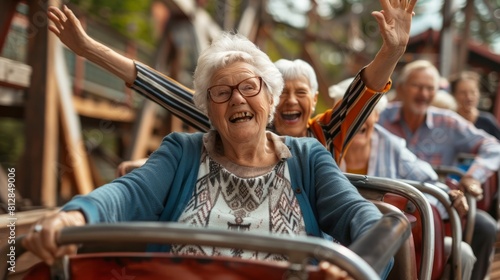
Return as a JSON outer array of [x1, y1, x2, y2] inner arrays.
[[0, 118, 24, 170], [69, 0, 155, 45]]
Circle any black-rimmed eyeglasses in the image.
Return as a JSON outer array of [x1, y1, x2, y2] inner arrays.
[[207, 76, 263, 104]]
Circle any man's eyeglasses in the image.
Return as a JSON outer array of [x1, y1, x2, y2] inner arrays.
[[207, 77, 263, 104], [408, 83, 436, 93]]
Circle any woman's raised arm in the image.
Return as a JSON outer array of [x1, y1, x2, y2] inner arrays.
[[47, 5, 136, 84]]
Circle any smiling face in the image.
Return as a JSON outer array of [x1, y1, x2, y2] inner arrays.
[[207, 61, 272, 145], [398, 68, 438, 117], [274, 76, 318, 137], [350, 110, 379, 149], [453, 79, 480, 113]]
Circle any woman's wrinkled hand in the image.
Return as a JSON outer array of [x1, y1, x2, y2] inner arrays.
[[21, 211, 86, 265], [371, 0, 418, 54], [448, 189, 469, 217], [459, 176, 483, 200], [47, 5, 92, 57]]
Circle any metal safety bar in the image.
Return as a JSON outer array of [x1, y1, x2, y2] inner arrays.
[[346, 173, 435, 280], [1, 214, 410, 280]]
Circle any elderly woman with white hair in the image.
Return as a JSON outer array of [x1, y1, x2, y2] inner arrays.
[[23, 29, 392, 278]]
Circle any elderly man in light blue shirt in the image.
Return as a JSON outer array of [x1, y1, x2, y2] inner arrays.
[[378, 60, 500, 280]]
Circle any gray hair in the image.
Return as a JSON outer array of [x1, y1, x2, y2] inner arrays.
[[329, 77, 388, 113], [432, 90, 457, 111], [398, 60, 440, 91], [192, 33, 283, 123], [273, 59, 318, 95]]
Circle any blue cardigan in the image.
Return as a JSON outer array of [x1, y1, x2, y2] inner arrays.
[[62, 132, 381, 248]]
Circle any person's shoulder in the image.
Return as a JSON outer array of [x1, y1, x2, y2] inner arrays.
[[285, 135, 322, 145], [380, 101, 401, 114], [160, 131, 205, 147], [428, 106, 464, 122], [164, 131, 204, 139], [284, 136, 334, 166], [478, 111, 498, 123], [284, 136, 320, 144], [375, 124, 406, 145], [375, 124, 400, 139], [428, 106, 453, 114], [284, 136, 326, 154], [378, 101, 401, 123]]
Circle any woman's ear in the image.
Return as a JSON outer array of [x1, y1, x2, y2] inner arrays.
[[312, 92, 319, 112]]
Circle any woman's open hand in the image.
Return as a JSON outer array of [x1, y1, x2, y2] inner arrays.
[[47, 5, 92, 57], [372, 0, 418, 54]]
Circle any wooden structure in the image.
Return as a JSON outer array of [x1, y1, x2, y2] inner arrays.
[[0, 0, 152, 207]]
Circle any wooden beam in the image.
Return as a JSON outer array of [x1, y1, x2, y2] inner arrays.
[[147, 134, 163, 152], [0, 0, 19, 53], [237, 0, 261, 40], [53, 39, 94, 196], [125, 100, 158, 160], [19, 0, 58, 206], [0, 57, 32, 88], [0, 104, 23, 118], [73, 95, 136, 122], [456, 0, 474, 74], [72, 16, 87, 97]]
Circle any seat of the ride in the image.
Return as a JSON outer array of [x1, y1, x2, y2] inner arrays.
[[2, 219, 410, 280], [23, 252, 327, 280], [384, 193, 447, 280], [346, 174, 435, 280]]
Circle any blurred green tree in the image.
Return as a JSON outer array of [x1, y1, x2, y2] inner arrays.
[[70, 0, 155, 45]]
